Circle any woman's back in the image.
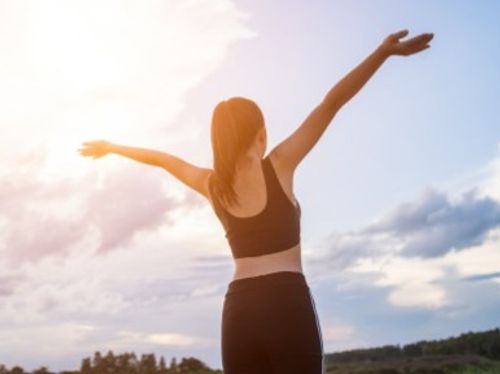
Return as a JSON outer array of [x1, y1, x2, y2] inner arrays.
[[207, 152, 303, 281]]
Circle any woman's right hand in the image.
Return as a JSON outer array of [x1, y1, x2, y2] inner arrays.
[[78, 140, 113, 159]]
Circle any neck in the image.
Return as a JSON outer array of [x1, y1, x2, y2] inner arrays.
[[234, 151, 262, 174]]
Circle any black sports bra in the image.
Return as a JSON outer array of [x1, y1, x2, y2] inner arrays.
[[209, 155, 301, 259]]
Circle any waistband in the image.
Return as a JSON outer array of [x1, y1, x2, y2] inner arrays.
[[226, 271, 308, 295]]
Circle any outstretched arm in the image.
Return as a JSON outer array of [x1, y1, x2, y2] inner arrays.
[[78, 140, 211, 197], [270, 29, 434, 174]]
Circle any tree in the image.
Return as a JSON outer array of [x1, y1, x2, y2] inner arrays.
[[92, 351, 102, 372], [158, 356, 167, 372], [169, 357, 178, 372], [178, 357, 209, 373], [80, 357, 92, 374], [140, 353, 157, 374], [32, 367, 51, 374], [10, 367, 24, 374], [116, 352, 134, 372], [104, 350, 117, 372]]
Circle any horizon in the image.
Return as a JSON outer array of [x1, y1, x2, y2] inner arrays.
[[2, 325, 499, 371]]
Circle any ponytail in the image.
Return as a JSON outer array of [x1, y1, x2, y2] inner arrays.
[[210, 97, 264, 208]]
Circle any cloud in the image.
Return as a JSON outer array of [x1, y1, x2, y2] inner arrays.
[[0, 0, 256, 266], [0, 322, 98, 357], [0, 260, 129, 324], [0, 153, 89, 263], [308, 148, 500, 311], [312, 185, 500, 275], [188, 254, 233, 274], [0, 275, 22, 297], [322, 323, 369, 351], [0, 0, 256, 157], [84, 167, 182, 254], [461, 271, 500, 282], [117, 330, 214, 348], [366, 187, 500, 258], [350, 255, 448, 309], [443, 227, 500, 278], [0, 161, 185, 265]]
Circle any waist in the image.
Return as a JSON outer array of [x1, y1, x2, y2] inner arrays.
[[226, 270, 308, 295], [231, 244, 302, 280]]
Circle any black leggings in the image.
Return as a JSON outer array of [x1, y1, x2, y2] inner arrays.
[[221, 271, 324, 374]]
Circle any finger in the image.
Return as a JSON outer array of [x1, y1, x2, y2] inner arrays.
[[406, 33, 434, 46], [411, 44, 431, 54], [406, 34, 430, 44], [402, 44, 430, 56], [390, 29, 409, 40], [402, 36, 432, 50]]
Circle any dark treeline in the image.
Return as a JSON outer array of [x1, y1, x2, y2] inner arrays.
[[1, 327, 500, 373], [0, 351, 222, 374], [326, 327, 500, 364]]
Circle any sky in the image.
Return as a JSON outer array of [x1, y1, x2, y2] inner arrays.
[[0, 0, 499, 371]]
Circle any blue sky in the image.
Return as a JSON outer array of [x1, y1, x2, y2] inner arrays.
[[0, 0, 499, 371]]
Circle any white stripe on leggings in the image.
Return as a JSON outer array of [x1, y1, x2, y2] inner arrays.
[[308, 288, 325, 374]]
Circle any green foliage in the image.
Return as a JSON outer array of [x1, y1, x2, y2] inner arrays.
[[74, 350, 221, 374], [450, 362, 500, 373], [326, 327, 500, 365]]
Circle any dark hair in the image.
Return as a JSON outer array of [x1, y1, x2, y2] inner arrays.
[[209, 96, 265, 208]]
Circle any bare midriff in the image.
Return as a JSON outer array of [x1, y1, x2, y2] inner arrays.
[[232, 243, 303, 281]]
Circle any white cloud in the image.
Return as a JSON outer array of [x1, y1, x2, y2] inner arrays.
[[350, 255, 448, 309], [116, 331, 214, 348], [442, 227, 500, 277], [323, 324, 354, 342], [0, 322, 97, 359], [387, 282, 447, 309], [322, 322, 368, 352], [343, 224, 500, 311], [312, 144, 500, 311]]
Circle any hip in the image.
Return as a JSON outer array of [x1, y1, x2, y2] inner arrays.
[[223, 270, 313, 318], [226, 270, 308, 296], [221, 271, 323, 355]]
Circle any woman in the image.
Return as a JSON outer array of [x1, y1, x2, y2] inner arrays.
[[79, 29, 433, 374]]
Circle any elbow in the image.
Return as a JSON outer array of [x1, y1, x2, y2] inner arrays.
[[320, 99, 341, 118]]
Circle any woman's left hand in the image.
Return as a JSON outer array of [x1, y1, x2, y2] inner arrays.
[[380, 29, 434, 57]]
